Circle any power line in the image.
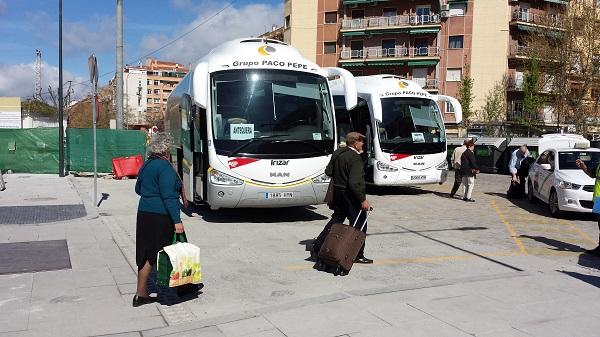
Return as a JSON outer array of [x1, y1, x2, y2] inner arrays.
[[68, 1, 236, 90]]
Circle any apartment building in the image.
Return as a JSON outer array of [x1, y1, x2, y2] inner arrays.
[[121, 59, 188, 128]]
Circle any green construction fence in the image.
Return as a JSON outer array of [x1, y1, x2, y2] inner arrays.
[[67, 128, 146, 173], [0, 127, 59, 174]]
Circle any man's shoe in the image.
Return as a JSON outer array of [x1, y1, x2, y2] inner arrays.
[[355, 256, 374, 264], [584, 246, 600, 257], [0, 187, 5, 191], [132, 295, 157, 307], [463, 198, 475, 202]]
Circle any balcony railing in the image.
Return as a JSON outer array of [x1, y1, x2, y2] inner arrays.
[[412, 78, 439, 89], [511, 10, 563, 27], [340, 46, 440, 60], [341, 14, 440, 30], [509, 44, 529, 57]]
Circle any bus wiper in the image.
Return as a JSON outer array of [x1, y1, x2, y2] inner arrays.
[[228, 134, 290, 157], [271, 139, 329, 155]]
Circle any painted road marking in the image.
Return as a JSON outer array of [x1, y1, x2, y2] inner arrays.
[[559, 219, 597, 246], [490, 200, 528, 255]]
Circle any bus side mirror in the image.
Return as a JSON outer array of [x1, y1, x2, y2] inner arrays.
[[192, 62, 209, 109], [434, 95, 462, 124], [322, 67, 357, 111]]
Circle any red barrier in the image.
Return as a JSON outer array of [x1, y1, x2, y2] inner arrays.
[[112, 154, 143, 179]]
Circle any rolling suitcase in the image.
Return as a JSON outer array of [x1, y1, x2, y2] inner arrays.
[[316, 210, 368, 276]]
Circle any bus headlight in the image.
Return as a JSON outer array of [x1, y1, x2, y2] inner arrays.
[[209, 169, 243, 186], [376, 161, 398, 172], [436, 161, 449, 170], [312, 173, 331, 184]]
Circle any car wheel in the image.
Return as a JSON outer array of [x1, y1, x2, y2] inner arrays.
[[528, 180, 536, 203], [549, 189, 561, 218]]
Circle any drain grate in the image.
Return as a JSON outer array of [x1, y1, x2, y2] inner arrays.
[[0, 204, 86, 224], [0, 240, 71, 274]]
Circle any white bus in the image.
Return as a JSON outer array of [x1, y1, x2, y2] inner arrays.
[[165, 38, 357, 209], [331, 75, 462, 186]]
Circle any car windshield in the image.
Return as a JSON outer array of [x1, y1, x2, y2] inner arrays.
[[558, 151, 600, 170], [211, 69, 335, 158], [377, 97, 445, 154]]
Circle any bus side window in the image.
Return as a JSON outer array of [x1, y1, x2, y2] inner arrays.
[[194, 106, 205, 152]]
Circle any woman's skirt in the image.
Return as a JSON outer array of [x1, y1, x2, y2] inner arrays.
[[136, 211, 175, 269]]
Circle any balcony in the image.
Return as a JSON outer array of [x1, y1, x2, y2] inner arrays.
[[511, 10, 564, 29], [508, 44, 529, 58], [340, 46, 440, 62], [343, 0, 389, 4], [412, 78, 439, 91], [341, 14, 440, 35]]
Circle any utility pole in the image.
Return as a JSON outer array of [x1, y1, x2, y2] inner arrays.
[[58, 0, 65, 177], [116, 0, 124, 129], [34, 50, 42, 100]]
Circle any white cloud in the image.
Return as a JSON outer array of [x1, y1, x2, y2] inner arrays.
[[0, 62, 87, 100], [139, 2, 283, 65], [63, 17, 115, 54]]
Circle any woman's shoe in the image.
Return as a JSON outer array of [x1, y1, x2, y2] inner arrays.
[[132, 295, 156, 307]]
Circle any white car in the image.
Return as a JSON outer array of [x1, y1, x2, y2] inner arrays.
[[528, 147, 600, 217]]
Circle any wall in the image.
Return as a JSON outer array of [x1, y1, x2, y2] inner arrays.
[[285, 0, 318, 63]]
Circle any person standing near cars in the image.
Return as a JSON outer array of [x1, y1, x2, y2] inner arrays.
[[460, 140, 479, 202], [311, 132, 373, 264], [449, 139, 469, 198], [509, 145, 531, 197], [575, 158, 600, 256]]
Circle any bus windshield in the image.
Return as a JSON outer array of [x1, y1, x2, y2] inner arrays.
[[211, 70, 335, 158], [378, 97, 445, 154]]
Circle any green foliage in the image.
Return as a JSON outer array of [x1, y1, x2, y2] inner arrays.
[[22, 99, 57, 117], [458, 70, 474, 127], [519, 58, 545, 136], [481, 79, 507, 136]]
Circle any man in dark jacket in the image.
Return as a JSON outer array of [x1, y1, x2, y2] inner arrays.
[[311, 132, 373, 264], [460, 140, 479, 202]]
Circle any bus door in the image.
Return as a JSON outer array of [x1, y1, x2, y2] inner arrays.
[[192, 104, 208, 202], [180, 94, 195, 204]]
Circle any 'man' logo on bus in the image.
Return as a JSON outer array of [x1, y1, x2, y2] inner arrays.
[[270, 172, 291, 178]]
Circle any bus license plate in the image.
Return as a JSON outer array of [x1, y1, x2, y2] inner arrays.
[[411, 175, 426, 180], [265, 192, 294, 199]]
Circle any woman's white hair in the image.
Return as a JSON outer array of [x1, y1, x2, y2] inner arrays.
[[148, 132, 172, 156]]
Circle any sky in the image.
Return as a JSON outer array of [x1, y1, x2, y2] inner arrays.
[[0, 0, 283, 100]]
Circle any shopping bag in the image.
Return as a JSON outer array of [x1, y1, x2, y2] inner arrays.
[[157, 233, 202, 288]]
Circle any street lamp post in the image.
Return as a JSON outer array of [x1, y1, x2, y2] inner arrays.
[[58, 0, 65, 177]]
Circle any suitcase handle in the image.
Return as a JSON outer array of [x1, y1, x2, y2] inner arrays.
[[352, 210, 369, 232]]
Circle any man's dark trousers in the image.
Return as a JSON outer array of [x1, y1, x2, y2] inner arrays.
[[450, 169, 462, 196], [313, 189, 368, 257]]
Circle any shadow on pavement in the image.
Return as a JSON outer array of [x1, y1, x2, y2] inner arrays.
[[147, 268, 204, 306], [367, 226, 489, 237], [182, 205, 328, 223], [560, 270, 600, 288], [519, 235, 586, 253], [366, 185, 431, 196]]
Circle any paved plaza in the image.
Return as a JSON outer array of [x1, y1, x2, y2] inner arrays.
[[1, 173, 600, 336]]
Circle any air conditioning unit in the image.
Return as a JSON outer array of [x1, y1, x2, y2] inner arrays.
[[441, 4, 450, 11], [440, 10, 449, 18]]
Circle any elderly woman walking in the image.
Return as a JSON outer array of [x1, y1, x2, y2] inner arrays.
[[133, 132, 186, 307]]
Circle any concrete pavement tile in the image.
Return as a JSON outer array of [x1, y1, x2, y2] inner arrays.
[[76, 284, 122, 302], [118, 283, 138, 295], [0, 273, 33, 296], [475, 329, 533, 337], [0, 311, 29, 333], [35, 225, 67, 241], [72, 266, 117, 288], [349, 318, 472, 337], [93, 333, 141, 337], [217, 316, 275, 337], [348, 296, 432, 324], [68, 243, 108, 269], [85, 315, 165, 337], [244, 330, 287, 337], [0, 296, 30, 313], [155, 326, 226, 337], [515, 314, 600, 337], [109, 266, 137, 285], [264, 298, 389, 337]]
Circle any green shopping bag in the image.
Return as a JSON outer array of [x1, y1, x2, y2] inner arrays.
[[157, 232, 187, 287]]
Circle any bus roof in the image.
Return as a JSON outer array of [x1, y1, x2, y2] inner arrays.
[[194, 38, 322, 75], [331, 75, 433, 100]]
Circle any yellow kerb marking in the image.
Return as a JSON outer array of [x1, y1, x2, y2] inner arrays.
[[490, 200, 528, 255]]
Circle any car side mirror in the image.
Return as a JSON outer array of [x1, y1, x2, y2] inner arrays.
[[540, 163, 552, 170]]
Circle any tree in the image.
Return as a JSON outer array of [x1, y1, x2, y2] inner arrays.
[[458, 65, 475, 130], [519, 57, 545, 136], [480, 78, 507, 136], [525, 0, 600, 134], [22, 99, 57, 117]]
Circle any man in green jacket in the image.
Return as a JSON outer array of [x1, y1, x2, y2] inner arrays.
[[311, 132, 373, 264]]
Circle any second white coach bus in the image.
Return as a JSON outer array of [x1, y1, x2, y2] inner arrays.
[[331, 75, 462, 186], [165, 38, 357, 209]]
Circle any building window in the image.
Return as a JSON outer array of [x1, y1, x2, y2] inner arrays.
[[285, 15, 290, 29], [324, 11, 337, 24], [416, 6, 431, 18], [449, 3, 466, 17], [147, 89, 151, 94], [147, 98, 152, 103], [352, 9, 364, 19], [448, 36, 464, 49], [383, 8, 397, 17], [445, 101, 455, 113], [147, 80, 151, 85], [446, 68, 462, 82], [154, 89, 160, 94], [324, 42, 337, 54], [153, 80, 159, 85], [381, 39, 395, 51], [153, 98, 160, 104]]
